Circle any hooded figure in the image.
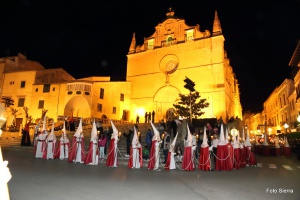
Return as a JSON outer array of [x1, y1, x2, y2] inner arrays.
[[181, 124, 195, 171], [216, 124, 233, 171], [106, 120, 119, 167], [128, 126, 142, 169], [43, 122, 57, 160], [147, 121, 162, 171], [34, 116, 48, 158], [198, 126, 211, 171], [84, 120, 99, 165], [54, 121, 70, 160], [244, 129, 256, 166], [233, 130, 241, 169], [68, 118, 85, 163], [165, 132, 178, 170], [283, 137, 291, 156]]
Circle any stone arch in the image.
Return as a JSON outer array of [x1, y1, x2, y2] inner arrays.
[[64, 96, 91, 118], [153, 85, 180, 121]]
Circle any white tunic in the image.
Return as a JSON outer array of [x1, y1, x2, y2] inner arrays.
[[35, 131, 48, 158]]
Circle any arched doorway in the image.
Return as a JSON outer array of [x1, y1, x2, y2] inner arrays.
[[64, 96, 91, 118], [153, 85, 180, 122], [122, 110, 130, 121]]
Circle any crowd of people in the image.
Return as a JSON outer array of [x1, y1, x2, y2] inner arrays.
[[31, 116, 257, 172]]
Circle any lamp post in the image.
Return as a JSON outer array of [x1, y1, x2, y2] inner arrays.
[[0, 102, 11, 200], [284, 123, 289, 134]]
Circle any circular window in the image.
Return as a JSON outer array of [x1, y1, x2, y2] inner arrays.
[[85, 92, 90, 95], [159, 54, 179, 75], [76, 91, 82, 95], [67, 91, 73, 95]]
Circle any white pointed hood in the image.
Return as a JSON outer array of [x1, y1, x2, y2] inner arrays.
[[90, 120, 98, 141], [186, 124, 193, 147], [218, 123, 226, 145], [74, 118, 83, 138], [244, 128, 251, 147], [225, 126, 229, 144], [150, 121, 160, 141], [132, 126, 139, 145], [60, 121, 68, 141], [49, 122, 56, 140], [169, 132, 178, 152], [201, 125, 209, 148], [284, 137, 290, 147], [110, 120, 119, 140]]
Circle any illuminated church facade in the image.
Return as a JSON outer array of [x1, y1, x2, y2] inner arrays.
[[127, 8, 242, 122], [0, 8, 242, 128]]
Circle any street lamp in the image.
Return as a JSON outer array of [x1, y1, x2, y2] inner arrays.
[[284, 123, 289, 134], [0, 102, 11, 200]]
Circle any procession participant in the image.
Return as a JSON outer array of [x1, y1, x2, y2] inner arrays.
[[21, 117, 32, 146], [34, 117, 48, 158], [165, 132, 178, 170], [106, 120, 119, 167], [198, 126, 211, 171], [33, 120, 41, 146], [84, 120, 99, 165], [54, 121, 69, 160], [68, 118, 85, 163], [244, 128, 256, 166], [128, 126, 142, 169], [43, 122, 57, 160], [181, 124, 195, 171], [148, 121, 162, 171]]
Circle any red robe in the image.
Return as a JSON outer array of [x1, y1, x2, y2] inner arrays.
[[216, 144, 232, 171], [84, 141, 99, 164], [68, 136, 85, 163], [198, 146, 211, 171], [106, 139, 118, 167], [233, 148, 241, 169], [147, 140, 157, 170], [54, 141, 69, 159], [182, 146, 194, 171], [128, 146, 143, 168]]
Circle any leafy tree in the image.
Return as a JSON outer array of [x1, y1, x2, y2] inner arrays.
[[173, 91, 209, 121]]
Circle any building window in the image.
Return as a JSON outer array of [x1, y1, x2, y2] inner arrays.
[[38, 100, 44, 109], [100, 88, 104, 99], [10, 81, 14, 85], [43, 84, 51, 93], [113, 107, 116, 114], [35, 88, 38, 92], [120, 93, 124, 102], [283, 94, 286, 106], [20, 81, 26, 88], [52, 87, 55, 91], [18, 97, 25, 107], [148, 39, 154, 50], [97, 103, 102, 112]]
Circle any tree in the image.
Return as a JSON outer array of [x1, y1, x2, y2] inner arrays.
[[173, 91, 209, 121]]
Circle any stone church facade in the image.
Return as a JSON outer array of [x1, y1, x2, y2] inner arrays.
[[126, 8, 242, 123]]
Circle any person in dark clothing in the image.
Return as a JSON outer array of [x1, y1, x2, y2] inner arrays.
[[171, 120, 178, 138], [125, 129, 133, 156], [145, 112, 148, 123], [105, 126, 113, 155], [21, 120, 31, 146], [162, 131, 170, 164], [148, 111, 151, 123], [136, 115, 140, 124], [152, 111, 155, 123]]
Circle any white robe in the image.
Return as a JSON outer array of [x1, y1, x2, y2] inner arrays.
[[45, 134, 56, 159], [75, 136, 84, 163], [59, 137, 69, 160], [132, 144, 141, 168], [88, 139, 99, 165], [35, 132, 48, 158], [154, 141, 161, 170]]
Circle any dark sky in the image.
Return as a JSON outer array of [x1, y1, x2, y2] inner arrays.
[[0, 0, 300, 114]]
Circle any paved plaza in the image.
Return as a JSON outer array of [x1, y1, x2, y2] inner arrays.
[[2, 144, 300, 200]]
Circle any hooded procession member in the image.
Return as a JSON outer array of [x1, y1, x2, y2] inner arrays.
[[34, 116, 48, 158], [21, 118, 31, 146], [216, 124, 232, 171], [181, 124, 195, 171], [54, 121, 70, 160], [68, 118, 85, 163], [165, 132, 178, 170], [43, 122, 57, 159], [84, 120, 99, 165], [198, 126, 211, 171], [244, 128, 256, 166], [128, 126, 142, 169], [106, 120, 119, 167], [148, 121, 162, 171]]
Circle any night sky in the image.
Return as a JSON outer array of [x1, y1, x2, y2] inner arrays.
[[0, 1, 299, 114]]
